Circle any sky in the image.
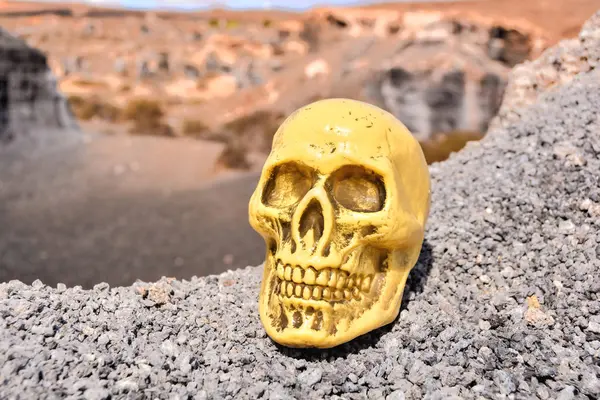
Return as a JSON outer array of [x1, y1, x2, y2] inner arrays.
[[116, 0, 382, 11], [23, 0, 452, 11]]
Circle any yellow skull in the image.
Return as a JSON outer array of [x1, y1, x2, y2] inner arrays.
[[249, 98, 430, 348]]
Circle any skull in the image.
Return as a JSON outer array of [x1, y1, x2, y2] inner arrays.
[[249, 98, 430, 348]]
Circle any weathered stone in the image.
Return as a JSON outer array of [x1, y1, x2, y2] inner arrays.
[[369, 37, 508, 139], [0, 27, 77, 142]]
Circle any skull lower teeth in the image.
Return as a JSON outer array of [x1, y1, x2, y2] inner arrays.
[[274, 259, 372, 301]]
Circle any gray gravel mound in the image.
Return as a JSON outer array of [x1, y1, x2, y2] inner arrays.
[[491, 10, 600, 131], [2, 67, 600, 400]]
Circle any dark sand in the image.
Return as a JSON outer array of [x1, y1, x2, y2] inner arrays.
[[0, 132, 265, 288]]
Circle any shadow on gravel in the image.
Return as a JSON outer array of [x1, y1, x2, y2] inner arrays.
[[275, 240, 434, 359]]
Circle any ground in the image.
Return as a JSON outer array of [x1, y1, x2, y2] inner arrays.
[[0, 130, 263, 288]]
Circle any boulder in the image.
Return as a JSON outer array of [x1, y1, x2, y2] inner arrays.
[[367, 27, 508, 140], [0, 27, 77, 142]]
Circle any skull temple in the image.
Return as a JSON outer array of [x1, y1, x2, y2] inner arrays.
[[249, 98, 430, 348]]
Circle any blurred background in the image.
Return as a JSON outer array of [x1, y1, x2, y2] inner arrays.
[[0, 0, 597, 288]]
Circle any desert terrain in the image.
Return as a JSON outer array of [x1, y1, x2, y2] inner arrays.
[[2, 0, 599, 177]]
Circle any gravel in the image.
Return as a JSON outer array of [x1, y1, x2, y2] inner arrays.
[[491, 10, 600, 131], [2, 44, 600, 400]]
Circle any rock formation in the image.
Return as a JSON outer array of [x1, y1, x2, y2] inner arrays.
[[490, 10, 600, 130], [368, 40, 507, 140], [364, 15, 538, 140], [189, 12, 550, 169], [193, 11, 549, 146], [0, 27, 77, 143]]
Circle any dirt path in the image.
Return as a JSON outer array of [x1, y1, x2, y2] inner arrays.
[[0, 131, 265, 288]]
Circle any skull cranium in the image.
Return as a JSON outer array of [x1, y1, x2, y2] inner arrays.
[[249, 98, 430, 348]]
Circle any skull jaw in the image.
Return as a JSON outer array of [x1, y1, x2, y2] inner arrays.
[[259, 305, 402, 349], [258, 254, 414, 348]]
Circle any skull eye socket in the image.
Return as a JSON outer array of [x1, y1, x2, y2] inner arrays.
[[262, 162, 314, 208], [331, 165, 385, 212]]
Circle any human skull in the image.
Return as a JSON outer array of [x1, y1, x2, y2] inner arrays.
[[249, 98, 430, 348]]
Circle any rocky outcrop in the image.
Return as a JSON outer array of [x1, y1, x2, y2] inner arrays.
[[368, 39, 507, 140], [186, 13, 551, 170], [490, 10, 600, 130], [198, 13, 549, 148], [364, 16, 544, 140], [0, 27, 77, 143]]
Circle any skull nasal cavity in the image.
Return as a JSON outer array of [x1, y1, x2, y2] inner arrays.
[[299, 200, 324, 243]]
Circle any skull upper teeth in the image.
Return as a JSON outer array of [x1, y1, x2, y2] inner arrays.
[[284, 265, 292, 281], [292, 267, 303, 283], [274, 259, 372, 301], [315, 270, 329, 286]]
